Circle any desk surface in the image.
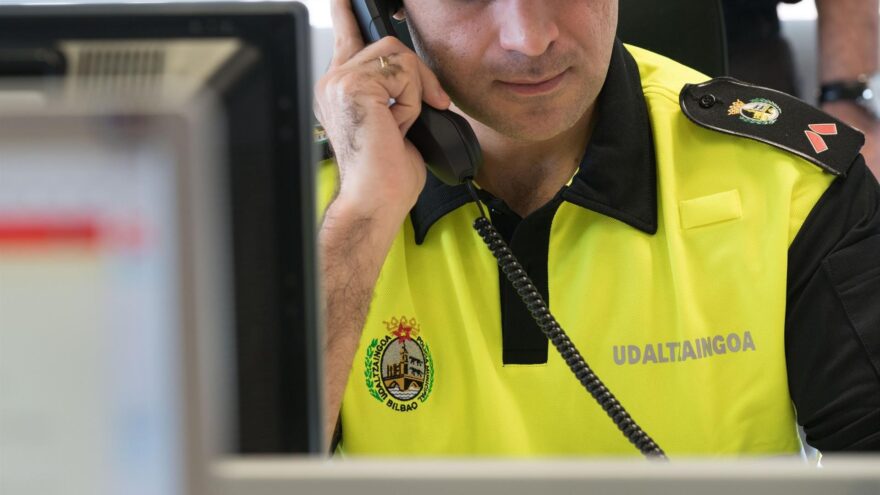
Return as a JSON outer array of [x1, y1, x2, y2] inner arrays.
[[212, 456, 880, 495]]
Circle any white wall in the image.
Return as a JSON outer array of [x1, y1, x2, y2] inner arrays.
[[312, 28, 334, 85]]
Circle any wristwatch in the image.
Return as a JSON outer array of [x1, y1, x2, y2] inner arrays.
[[819, 73, 880, 120]]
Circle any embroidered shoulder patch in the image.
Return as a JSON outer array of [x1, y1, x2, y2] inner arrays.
[[680, 77, 865, 177], [364, 316, 434, 412]]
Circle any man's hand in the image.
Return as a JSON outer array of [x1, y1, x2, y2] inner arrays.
[[314, 0, 450, 451], [315, 0, 450, 218]]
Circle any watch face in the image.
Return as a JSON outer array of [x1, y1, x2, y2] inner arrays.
[[866, 74, 880, 118]]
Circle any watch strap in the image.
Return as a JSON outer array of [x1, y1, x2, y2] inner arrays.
[[819, 78, 871, 104]]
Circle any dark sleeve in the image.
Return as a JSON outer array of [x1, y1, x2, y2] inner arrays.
[[786, 155, 880, 452]]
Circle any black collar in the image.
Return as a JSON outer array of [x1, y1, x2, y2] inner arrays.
[[410, 39, 658, 245]]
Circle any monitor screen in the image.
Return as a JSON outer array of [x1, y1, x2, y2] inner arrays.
[[0, 0, 320, 468], [0, 110, 201, 495]]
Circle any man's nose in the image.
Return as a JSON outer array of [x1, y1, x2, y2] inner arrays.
[[496, 0, 560, 57]]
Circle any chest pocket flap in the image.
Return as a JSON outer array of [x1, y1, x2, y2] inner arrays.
[[679, 189, 742, 230]]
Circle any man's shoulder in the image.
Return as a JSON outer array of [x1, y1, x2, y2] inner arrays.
[[626, 43, 708, 102], [680, 77, 865, 178], [627, 44, 865, 178]]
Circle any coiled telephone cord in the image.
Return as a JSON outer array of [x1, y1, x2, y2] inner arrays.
[[465, 181, 667, 460]]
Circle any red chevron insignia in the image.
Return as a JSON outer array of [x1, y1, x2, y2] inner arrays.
[[805, 123, 838, 154]]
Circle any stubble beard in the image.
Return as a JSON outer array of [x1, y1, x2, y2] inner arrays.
[[406, 20, 599, 143]]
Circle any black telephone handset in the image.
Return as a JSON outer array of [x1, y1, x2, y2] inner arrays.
[[350, 0, 482, 185], [349, 0, 666, 459]]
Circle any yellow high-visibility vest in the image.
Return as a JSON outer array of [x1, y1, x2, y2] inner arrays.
[[321, 44, 844, 456]]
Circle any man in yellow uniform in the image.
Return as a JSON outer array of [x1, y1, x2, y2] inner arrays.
[[314, 0, 880, 456]]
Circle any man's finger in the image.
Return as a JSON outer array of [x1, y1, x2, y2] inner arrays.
[[348, 39, 450, 112], [416, 61, 451, 110], [330, 0, 366, 67]]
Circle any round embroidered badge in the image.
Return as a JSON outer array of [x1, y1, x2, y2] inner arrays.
[[364, 316, 434, 412], [728, 98, 781, 125]]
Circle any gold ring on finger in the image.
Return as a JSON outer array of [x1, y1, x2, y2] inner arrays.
[[377, 55, 389, 69]]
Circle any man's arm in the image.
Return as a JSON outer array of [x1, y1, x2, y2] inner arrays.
[[314, 0, 451, 449], [320, 198, 406, 448], [786, 156, 880, 451], [816, 0, 880, 176]]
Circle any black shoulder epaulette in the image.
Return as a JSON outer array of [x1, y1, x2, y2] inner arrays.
[[680, 77, 865, 177], [314, 124, 334, 161]]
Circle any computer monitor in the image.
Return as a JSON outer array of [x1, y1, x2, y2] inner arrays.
[[0, 0, 320, 469]]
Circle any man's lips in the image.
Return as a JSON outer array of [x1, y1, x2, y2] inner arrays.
[[496, 69, 569, 96]]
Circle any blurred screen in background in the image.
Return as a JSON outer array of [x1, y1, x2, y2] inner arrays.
[[0, 113, 190, 495]]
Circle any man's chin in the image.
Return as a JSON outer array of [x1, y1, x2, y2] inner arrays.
[[449, 94, 588, 141], [479, 111, 587, 142]]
